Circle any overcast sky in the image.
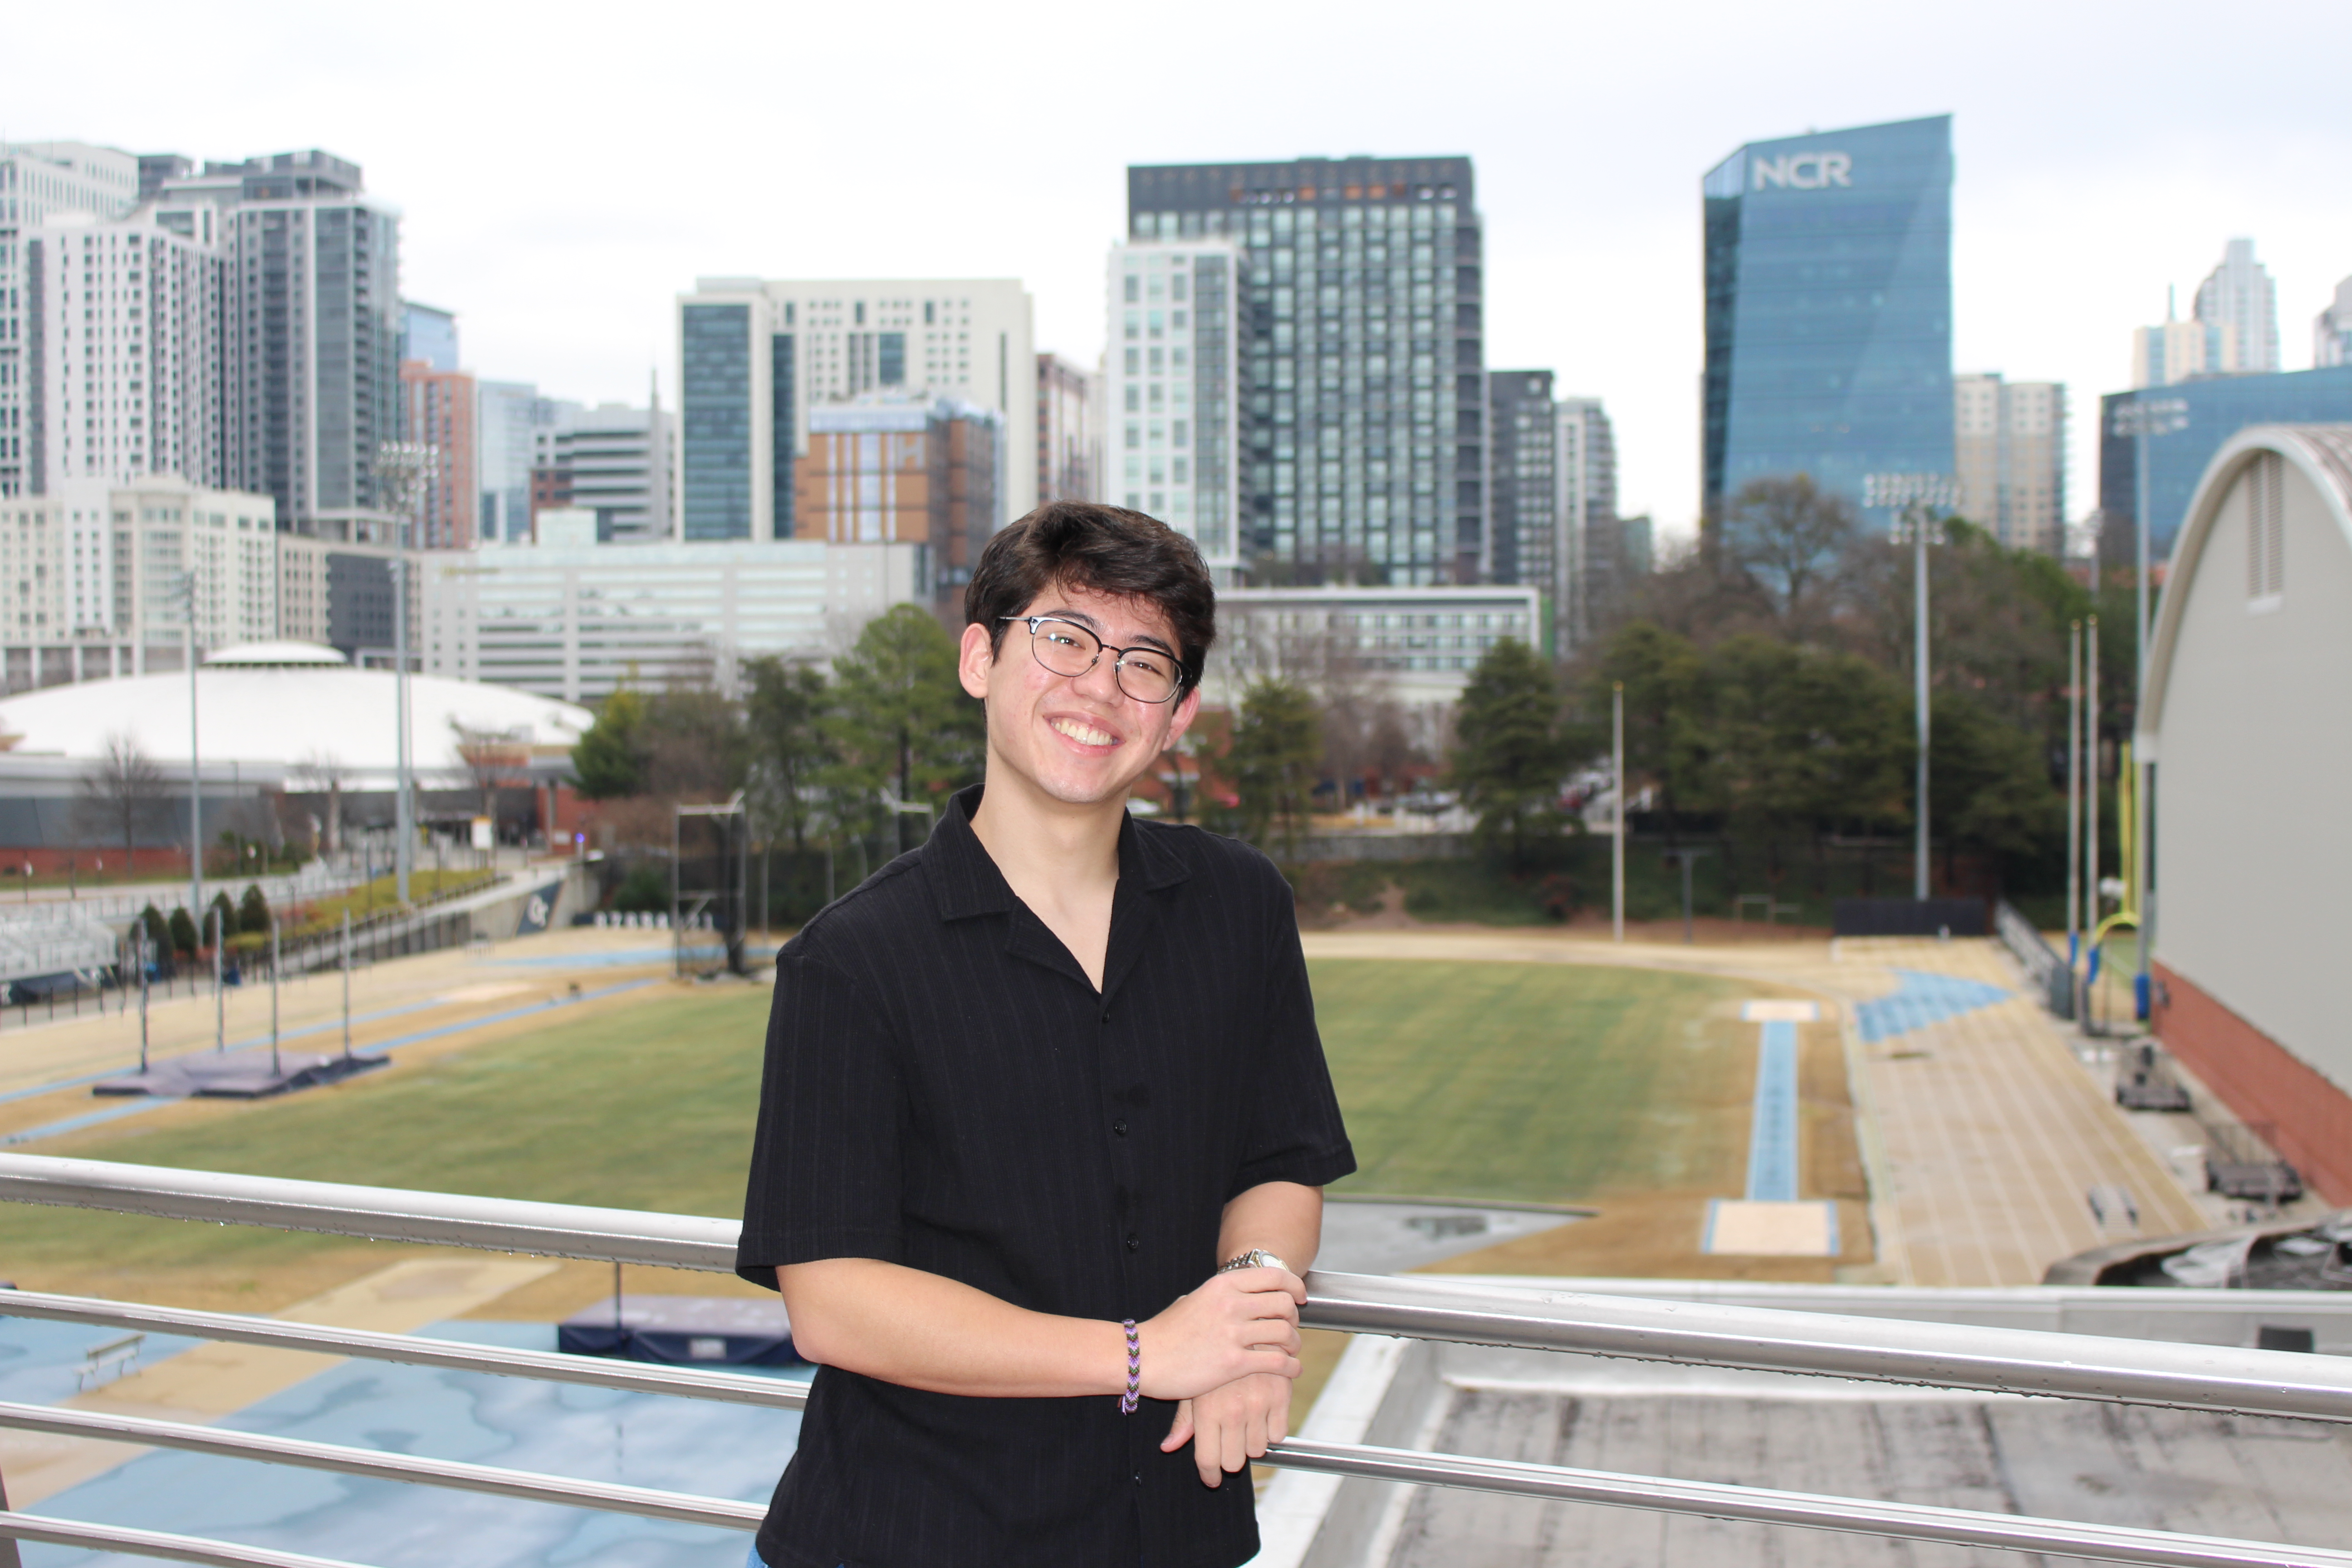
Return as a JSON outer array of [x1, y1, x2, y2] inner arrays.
[[10, 0, 2349, 541]]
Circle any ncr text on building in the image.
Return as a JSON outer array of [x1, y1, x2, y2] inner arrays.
[[1126, 157, 1486, 587], [1702, 115, 1953, 526]]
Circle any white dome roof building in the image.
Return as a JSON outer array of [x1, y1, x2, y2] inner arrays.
[[0, 642, 593, 856]]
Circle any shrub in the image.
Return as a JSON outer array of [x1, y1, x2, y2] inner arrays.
[[612, 865, 669, 915]]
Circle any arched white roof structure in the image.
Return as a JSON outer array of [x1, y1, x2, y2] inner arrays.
[[0, 642, 592, 790], [2134, 423, 2352, 1203], [2139, 424, 2352, 751]]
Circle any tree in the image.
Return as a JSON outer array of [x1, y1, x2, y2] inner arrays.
[[1450, 638, 1574, 866], [238, 883, 272, 935], [1583, 621, 1709, 839], [451, 720, 529, 823], [570, 687, 649, 800], [1929, 689, 2060, 892], [74, 734, 168, 873], [167, 906, 199, 958], [1720, 475, 1862, 637], [742, 656, 833, 853], [1225, 678, 1322, 858], [206, 890, 238, 947], [825, 606, 984, 855]]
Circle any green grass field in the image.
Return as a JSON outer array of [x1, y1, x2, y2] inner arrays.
[[0, 959, 1754, 1292]]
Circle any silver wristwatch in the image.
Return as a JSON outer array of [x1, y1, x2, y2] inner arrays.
[[1219, 1248, 1289, 1274]]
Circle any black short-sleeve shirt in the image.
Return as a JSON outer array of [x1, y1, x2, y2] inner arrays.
[[736, 785, 1355, 1568]]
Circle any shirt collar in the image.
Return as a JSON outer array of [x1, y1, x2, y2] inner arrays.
[[927, 783, 1190, 922]]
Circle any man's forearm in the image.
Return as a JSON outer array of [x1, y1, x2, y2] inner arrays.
[[1217, 1181, 1323, 1276], [780, 1259, 1129, 1398]]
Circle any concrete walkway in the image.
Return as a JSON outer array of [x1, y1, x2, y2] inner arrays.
[[1298, 930, 2208, 1287]]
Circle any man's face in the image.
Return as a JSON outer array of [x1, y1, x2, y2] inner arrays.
[[958, 581, 1200, 810]]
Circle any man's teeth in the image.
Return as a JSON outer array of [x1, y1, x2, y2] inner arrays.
[[1052, 718, 1116, 746]]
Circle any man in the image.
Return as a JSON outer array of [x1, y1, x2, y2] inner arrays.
[[737, 501, 1356, 1568]]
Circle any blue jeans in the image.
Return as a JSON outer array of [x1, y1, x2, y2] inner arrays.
[[746, 1544, 841, 1568]]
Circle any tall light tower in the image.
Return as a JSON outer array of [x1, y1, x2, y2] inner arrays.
[[1864, 472, 1960, 901], [2109, 396, 2186, 1014], [374, 441, 438, 906]]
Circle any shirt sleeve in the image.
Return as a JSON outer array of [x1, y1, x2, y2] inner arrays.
[[736, 946, 906, 1288], [1229, 869, 1357, 1200]]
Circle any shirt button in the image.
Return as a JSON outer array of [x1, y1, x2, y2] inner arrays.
[[1113, 1119, 1129, 1137], [1133, 1470, 1144, 1486], [1125, 1233, 1140, 1252]]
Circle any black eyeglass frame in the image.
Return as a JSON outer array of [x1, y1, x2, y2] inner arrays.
[[999, 615, 1189, 704]]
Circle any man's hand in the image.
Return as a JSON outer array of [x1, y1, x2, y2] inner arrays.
[[1135, 1264, 1304, 1402], [1161, 1371, 1293, 1487]]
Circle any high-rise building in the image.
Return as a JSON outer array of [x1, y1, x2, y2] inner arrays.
[[400, 359, 478, 550], [527, 396, 674, 543], [22, 203, 228, 494], [2098, 367, 2352, 558], [0, 142, 142, 499], [401, 302, 459, 373], [675, 277, 1035, 545], [1555, 397, 1619, 647], [793, 394, 998, 608], [152, 151, 402, 537], [2315, 276, 2352, 369], [1486, 370, 1555, 612], [1701, 116, 1954, 526], [1037, 353, 1097, 506], [1125, 157, 1487, 586], [2194, 239, 2279, 376], [1953, 373, 2067, 554], [476, 380, 539, 543], [0, 475, 278, 689], [1102, 239, 1244, 570], [2132, 309, 2238, 389]]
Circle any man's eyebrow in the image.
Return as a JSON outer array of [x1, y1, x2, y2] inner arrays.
[[1123, 632, 1177, 657]]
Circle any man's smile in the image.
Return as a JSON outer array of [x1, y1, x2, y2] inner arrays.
[[1049, 715, 1119, 748]]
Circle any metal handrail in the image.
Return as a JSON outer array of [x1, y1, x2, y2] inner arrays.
[[4, 1152, 2348, 1421], [0, 1513, 370, 1568], [0, 1288, 809, 1410], [0, 1401, 764, 1530], [5, 1153, 2352, 1568]]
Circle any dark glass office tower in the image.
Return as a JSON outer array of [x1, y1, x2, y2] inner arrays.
[[1702, 116, 1952, 526], [1128, 157, 1485, 585]]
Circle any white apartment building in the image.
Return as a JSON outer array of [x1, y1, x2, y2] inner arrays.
[[1554, 397, 1617, 648], [676, 277, 1034, 544], [1103, 240, 1243, 569], [420, 515, 926, 704], [529, 397, 675, 542], [2194, 239, 2280, 376], [0, 473, 276, 691], [23, 204, 227, 494], [1208, 582, 1544, 710], [1954, 373, 2067, 554], [0, 142, 141, 500]]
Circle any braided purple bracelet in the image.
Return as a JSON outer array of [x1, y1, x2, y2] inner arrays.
[[1119, 1319, 1141, 1414]]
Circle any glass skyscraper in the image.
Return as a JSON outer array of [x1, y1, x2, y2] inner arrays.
[[1702, 115, 1953, 525], [1127, 157, 1485, 586], [2100, 368, 2352, 559]]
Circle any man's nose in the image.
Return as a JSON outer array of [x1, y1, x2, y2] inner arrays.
[[1071, 652, 1123, 702]]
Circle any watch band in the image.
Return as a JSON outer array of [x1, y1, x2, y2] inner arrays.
[[1219, 1249, 1289, 1275]]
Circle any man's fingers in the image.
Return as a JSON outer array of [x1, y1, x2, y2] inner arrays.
[[1161, 1398, 1194, 1454]]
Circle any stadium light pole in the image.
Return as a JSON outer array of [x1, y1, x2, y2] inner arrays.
[[375, 441, 438, 907], [2066, 621, 2082, 975], [1611, 682, 1624, 943], [2110, 396, 2186, 1016], [1863, 473, 1959, 901], [177, 572, 203, 930]]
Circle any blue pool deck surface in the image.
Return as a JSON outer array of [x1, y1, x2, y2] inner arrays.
[[6, 1318, 800, 1567]]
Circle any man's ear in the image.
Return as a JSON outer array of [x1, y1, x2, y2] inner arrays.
[[1162, 686, 1202, 750], [958, 620, 997, 701]]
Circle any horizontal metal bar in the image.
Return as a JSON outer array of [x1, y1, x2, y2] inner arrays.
[[1303, 1271, 2352, 1425], [0, 1512, 372, 1568], [7, 1152, 2352, 1427], [0, 1400, 764, 1531], [1265, 1437, 2352, 1568], [0, 1152, 736, 1271], [0, 1289, 810, 1410]]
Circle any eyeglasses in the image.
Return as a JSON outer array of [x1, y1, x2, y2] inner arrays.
[[1002, 615, 1185, 704]]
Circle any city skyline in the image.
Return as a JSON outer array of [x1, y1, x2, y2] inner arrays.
[[5, 0, 2349, 544]]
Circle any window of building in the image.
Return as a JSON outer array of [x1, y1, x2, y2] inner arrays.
[[2248, 451, 2284, 608]]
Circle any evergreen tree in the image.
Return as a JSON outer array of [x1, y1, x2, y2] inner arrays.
[[239, 883, 273, 935], [1227, 678, 1322, 859], [742, 656, 833, 853], [823, 606, 985, 855], [167, 906, 199, 957], [571, 687, 650, 800], [1451, 638, 1574, 866]]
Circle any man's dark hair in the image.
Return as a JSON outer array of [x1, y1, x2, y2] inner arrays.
[[964, 502, 1218, 691]]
